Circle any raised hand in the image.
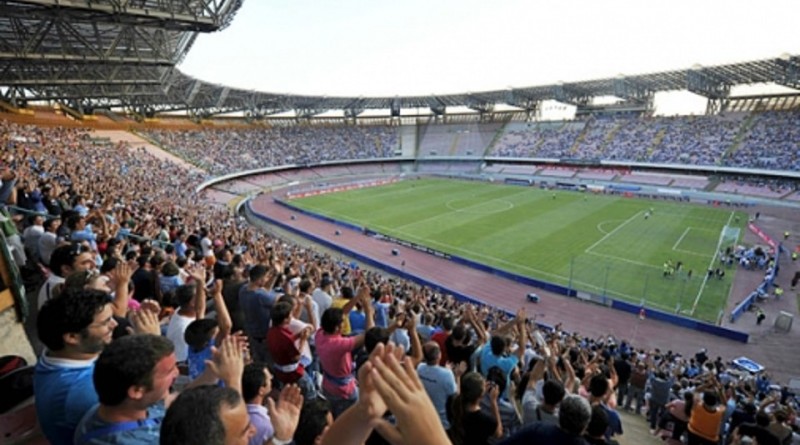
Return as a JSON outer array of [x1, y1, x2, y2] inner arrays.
[[188, 263, 207, 283], [267, 384, 304, 442], [205, 336, 244, 390], [109, 262, 133, 286], [131, 309, 161, 336], [367, 343, 451, 445]]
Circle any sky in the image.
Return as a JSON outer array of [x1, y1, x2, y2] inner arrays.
[[179, 0, 800, 114]]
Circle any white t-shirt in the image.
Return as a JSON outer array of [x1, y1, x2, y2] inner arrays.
[[200, 237, 213, 257], [287, 318, 313, 365], [166, 312, 195, 362], [38, 232, 59, 266], [38, 274, 66, 309], [311, 288, 333, 317]]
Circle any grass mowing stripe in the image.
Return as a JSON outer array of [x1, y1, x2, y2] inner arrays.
[[673, 227, 691, 250], [585, 210, 643, 253], [691, 211, 735, 316], [289, 178, 743, 321]]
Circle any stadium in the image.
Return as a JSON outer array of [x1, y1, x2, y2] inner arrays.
[[0, 1, 799, 445]]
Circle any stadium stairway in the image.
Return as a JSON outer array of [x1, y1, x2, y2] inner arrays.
[[448, 132, 461, 156], [601, 120, 625, 155], [720, 112, 758, 163], [95, 109, 131, 123], [568, 120, 591, 155], [94, 130, 205, 174], [616, 410, 663, 445], [644, 128, 667, 160], [482, 116, 514, 156]]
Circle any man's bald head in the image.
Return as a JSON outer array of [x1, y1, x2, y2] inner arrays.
[[423, 341, 441, 365]]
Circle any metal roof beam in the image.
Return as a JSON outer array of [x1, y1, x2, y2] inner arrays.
[[612, 78, 653, 103], [0, 51, 173, 65], [554, 84, 590, 106], [687, 68, 730, 99], [504, 89, 540, 111], [0, 0, 243, 32], [775, 56, 800, 90]]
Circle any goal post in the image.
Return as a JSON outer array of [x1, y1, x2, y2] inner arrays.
[[690, 224, 740, 316]]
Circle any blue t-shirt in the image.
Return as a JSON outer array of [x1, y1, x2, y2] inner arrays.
[[187, 340, 215, 380], [239, 287, 277, 339], [416, 363, 457, 429], [74, 400, 166, 445], [33, 354, 98, 445], [349, 310, 366, 334], [479, 344, 519, 400], [373, 301, 391, 328], [600, 403, 623, 439]]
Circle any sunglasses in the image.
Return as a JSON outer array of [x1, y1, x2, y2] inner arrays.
[[68, 242, 91, 258]]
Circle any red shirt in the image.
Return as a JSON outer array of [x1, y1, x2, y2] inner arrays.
[[267, 325, 304, 384], [431, 331, 449, 365]]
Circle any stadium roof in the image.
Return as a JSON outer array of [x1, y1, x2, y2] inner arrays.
[[1, 1, 799, 117]]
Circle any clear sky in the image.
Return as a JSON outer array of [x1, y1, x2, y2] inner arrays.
[[179, 0, 800, 106]]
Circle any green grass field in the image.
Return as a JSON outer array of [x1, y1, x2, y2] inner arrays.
[[290, 178, 747, 322]]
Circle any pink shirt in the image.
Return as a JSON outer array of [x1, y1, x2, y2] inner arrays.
[[314, 330, 357, 398]]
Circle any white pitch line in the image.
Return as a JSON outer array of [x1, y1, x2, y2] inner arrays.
[[393, 188, 527, 232], [585, 210, 643, 254], [690, 211, 734, 315], [584, 250, 661, 270], [673, 248, 710, 258], [673, 227, 691, 250]]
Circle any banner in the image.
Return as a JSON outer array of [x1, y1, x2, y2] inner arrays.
[[747, 223, 776, 249]]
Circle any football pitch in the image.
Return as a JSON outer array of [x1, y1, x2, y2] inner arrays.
[[289, 178, 748, 322]]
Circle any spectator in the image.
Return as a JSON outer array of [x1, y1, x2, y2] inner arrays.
[[687, 391, 726, 445], [734, 411, 781, 445], [522, 365, 565, 425], [311, 275, 334, 322], [240, 264, 279, 364], [658, 390, 694, 441], [587, 374, 623, 440], [37, 242, 96, 308], [446, 306, 487, 368], [184, 280, 232, 379], [479, 310, 527, 400], [38, 217, 62, 266], [648, 369, 672, 432], [499, 394, 592, 445], [165, 280, 206, 363], [267, 301, 315, 400], [160, 385, 255, 445], [447, 371, 502, 445], [74, 334, 178, 444], [481, 366, 522, 440], [624, 361, 648, 415], [294, 399, 333, 445], [417, 341, 460, 428], [584, 405, 612, 445], [34, 290, 117, 445], [316, 291, 374, 417], [241, 363, 275, 445]]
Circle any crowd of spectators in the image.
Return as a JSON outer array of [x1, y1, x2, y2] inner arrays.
[[492, 122, 584, 158], [649, 115, 742, 166], [724, 112, 800, 171], [136, 111, 800, 175], [142, 126, 399, 176], [490, 111, 800, 172], [1, 118, 799, 445]]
